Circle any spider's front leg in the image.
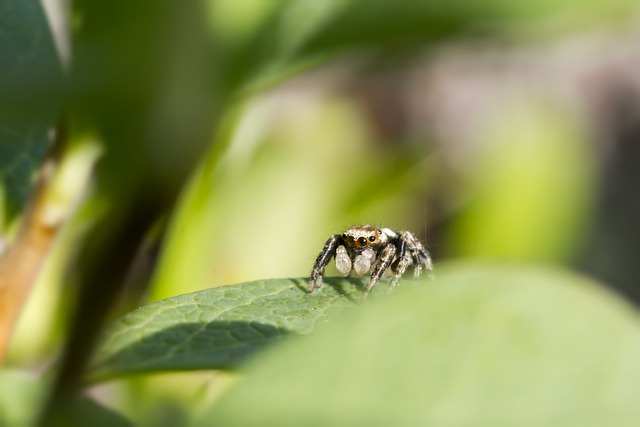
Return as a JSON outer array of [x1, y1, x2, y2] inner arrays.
[[307, 234, 341, 293], [364, 243, 396, 297]]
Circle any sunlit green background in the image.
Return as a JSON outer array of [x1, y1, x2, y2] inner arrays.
[[3, 0, 640, 425]]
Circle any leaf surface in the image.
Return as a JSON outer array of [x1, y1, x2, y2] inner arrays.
[[0, 0, 61, 220], [91, 277, 364, 381], [197, 263, 640, 427]]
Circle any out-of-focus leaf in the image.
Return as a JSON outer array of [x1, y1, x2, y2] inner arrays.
[[0, 0, 62, 221], [342, 148, 433, 217], [215, 0, 639, 96], [90, 277, 365, 381], [70, 1, 217, 204], [206, 0, 287, 46], [0, 370, 41, 427], [148, 98, 378, 300], [448, 100, 596, 261], [197, 262, 640, 427], [278, 0, 636, 56], [0, 370, 131, 427]]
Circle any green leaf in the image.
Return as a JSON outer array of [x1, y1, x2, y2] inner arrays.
[[448, 100, 596, 262], [45, 396, 133, 427], [280, 0, 637, 57], [0, 0, 62, 220], [0, 123, 50, 220], [0, 370, 41, 427], [0, 370, 131, 427], [198, 263, 640, 427], [216, 0, 639, 97], [90, 278, 365, 381]]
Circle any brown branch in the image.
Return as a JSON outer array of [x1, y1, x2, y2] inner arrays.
[[0, 157, 61, 364]]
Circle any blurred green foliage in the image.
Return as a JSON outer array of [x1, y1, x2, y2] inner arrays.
[[1, 0, 640, 425], [0, 0, 62, 222], [447, 99, 595, 261], [0, 370, 131, 427]]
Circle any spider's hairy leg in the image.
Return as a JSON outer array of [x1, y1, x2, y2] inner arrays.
[[412, 254, 422, 277], [308, 234, 341, 293], [411, 235, 434, 278], [389, 238, 410, 294], [419, 247, 434, 279], [364, 243, 396, 297], [402, 231, 433, 279]]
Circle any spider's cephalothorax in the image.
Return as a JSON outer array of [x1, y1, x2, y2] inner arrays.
[[308, 225, 433, 296]]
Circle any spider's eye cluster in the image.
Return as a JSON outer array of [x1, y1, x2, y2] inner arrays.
[[343, 232, 378, 248]]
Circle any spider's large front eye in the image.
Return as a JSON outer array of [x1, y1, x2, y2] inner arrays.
[[345, 235, 355, 247], [357, 237, 367, 247]]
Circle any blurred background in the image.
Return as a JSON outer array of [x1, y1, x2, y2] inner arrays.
[[150, 24, 640, 304], [2, 0, 640, 424]]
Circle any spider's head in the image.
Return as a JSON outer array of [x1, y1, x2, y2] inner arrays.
[[342, 225, 385, 253]]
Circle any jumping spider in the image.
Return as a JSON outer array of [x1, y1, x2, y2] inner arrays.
[[308, 225, 433, 296]]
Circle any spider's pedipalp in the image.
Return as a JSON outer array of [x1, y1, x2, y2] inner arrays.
[[354, 248, 376, 275], [335, 245, 351, 276]]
